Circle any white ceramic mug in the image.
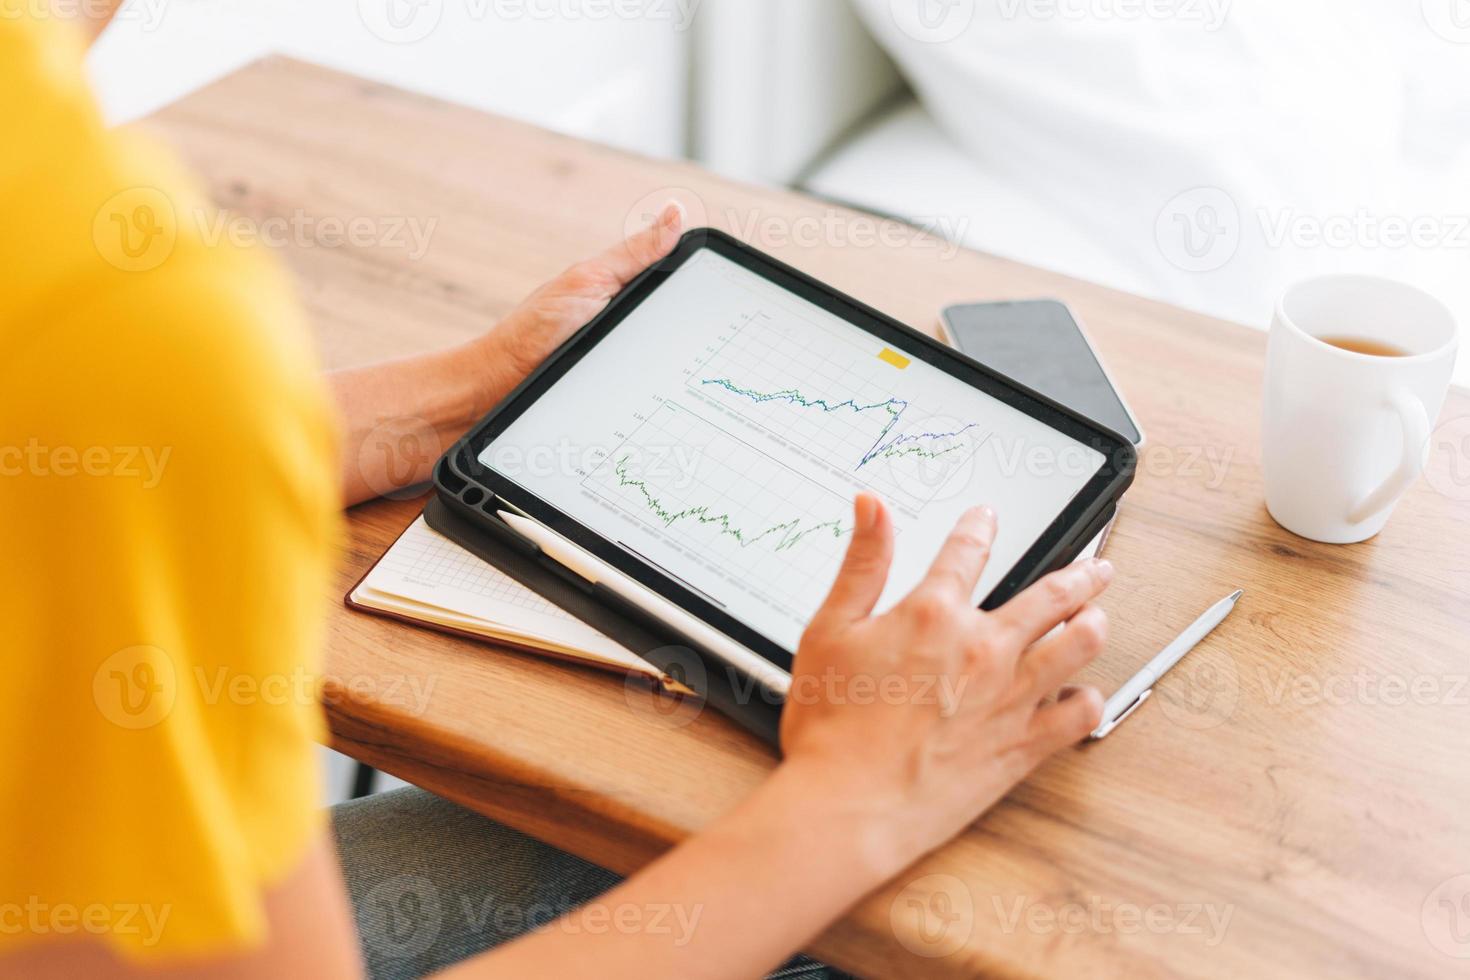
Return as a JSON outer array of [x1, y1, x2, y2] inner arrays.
[[1262, 275, 1458, 544]]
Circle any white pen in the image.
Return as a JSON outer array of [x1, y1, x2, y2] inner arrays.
[[496, 510, 793, 696], [1090, 589, 1244, 740]]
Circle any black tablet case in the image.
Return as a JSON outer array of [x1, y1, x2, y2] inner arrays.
[[425, 452, 1117, 748], [420, 229, 1132, 745]]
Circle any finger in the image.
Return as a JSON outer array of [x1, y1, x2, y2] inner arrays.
[[1041, 684, 1089, 708], [1017, 604, 1108, 698], [918, 505, 997, 599], [994, 558, 1114, 648], [594, 200, 685, 287], [1027, 684, 1104, 754], [810, 493, 894, 629]]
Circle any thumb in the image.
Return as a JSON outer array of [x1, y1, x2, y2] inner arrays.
[[594, 200, 686, 288], [811, 493, 894, 630]]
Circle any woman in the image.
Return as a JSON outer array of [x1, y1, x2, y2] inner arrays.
[[1, 7, 1111, 977]]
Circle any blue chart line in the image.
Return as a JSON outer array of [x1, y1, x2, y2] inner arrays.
[[868, 422, 982, 466], [698, 377, 978, 469]]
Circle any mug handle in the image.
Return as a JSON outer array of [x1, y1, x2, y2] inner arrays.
[[1347, 388, 1431, 525]]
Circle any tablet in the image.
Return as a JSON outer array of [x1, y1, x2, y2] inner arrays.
[[445, 230, 1135, 673]]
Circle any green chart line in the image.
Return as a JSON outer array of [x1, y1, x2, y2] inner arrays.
[[612, 456, 849, 553], [880, 442, 965, 462]]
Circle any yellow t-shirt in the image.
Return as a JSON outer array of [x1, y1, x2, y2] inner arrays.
[[0, 15, 340, 962]]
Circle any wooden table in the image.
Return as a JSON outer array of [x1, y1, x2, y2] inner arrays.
[[148, 58, 1470, 979]]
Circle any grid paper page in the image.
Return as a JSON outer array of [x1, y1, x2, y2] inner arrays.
[[375, 518, 569, 618], [355, 517, 653, 675]]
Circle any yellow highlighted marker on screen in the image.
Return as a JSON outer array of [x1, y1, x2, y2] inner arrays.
[[878, 347, 910, 370]]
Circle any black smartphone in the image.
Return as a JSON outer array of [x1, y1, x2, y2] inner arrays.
[[941, 299, 1145, 447]]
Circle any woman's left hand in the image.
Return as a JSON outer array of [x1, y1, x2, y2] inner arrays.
[[473, 201, 685, 401], [330, 201, 686, 505]]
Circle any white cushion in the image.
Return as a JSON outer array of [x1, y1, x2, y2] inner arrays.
[[840, 1, 1469, 381], [806, 98, 1154, 297]]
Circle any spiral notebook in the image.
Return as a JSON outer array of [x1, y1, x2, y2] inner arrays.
[[347, 516, 676, 688]]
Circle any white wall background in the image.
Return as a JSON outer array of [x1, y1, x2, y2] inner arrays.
[[89, 0, 693, 156]]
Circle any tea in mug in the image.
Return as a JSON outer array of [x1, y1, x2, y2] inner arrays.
[[1316, 335, 1410, 357]]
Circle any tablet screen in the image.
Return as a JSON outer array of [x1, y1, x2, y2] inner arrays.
[[479, 248, 1107, 654]]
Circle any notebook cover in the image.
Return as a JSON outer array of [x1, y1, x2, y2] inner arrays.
[[343, 515, 674, 692]]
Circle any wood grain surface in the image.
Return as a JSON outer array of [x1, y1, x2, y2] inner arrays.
[[146, 57, 1470, 979]]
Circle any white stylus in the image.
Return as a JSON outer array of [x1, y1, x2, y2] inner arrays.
[[496, 510, 793, 695], [1090, 589, 1244, 740]]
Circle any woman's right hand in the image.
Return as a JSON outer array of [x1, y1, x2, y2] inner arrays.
[[779, 492, 1113, 878]]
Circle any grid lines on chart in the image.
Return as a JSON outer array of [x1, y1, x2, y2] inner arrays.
[[690, 311, 896, 466], [580, 402, 851, 620], [688, 310, 986, 511]]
